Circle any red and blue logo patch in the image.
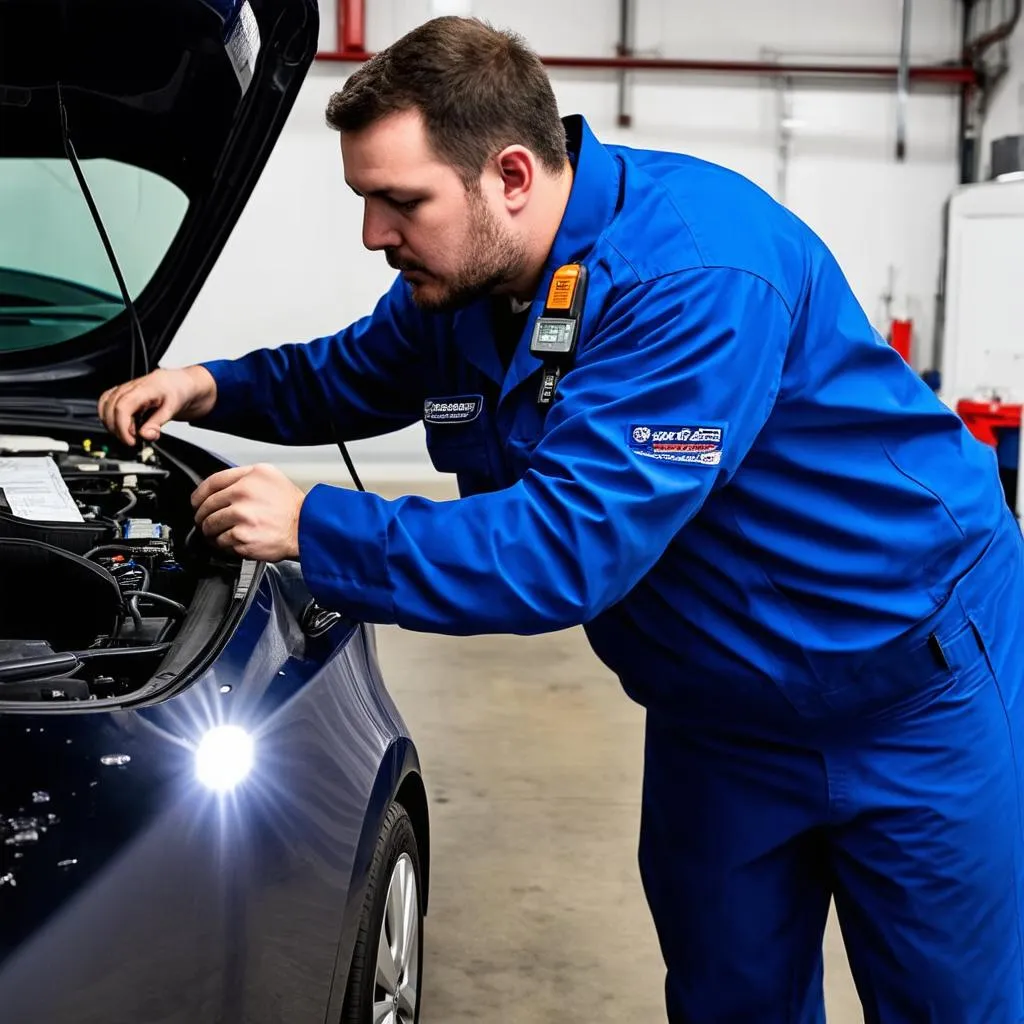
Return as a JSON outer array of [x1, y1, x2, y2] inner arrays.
[[628, 424, 726, 466]]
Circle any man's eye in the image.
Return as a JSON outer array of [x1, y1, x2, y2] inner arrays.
[[394, 199, 421, 214]]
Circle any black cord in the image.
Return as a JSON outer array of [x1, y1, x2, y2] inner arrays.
[[337, 441, 365, 492], [56, 82, 149, 380], [120, 590, 187, 619], [115, 488, 137, 517]]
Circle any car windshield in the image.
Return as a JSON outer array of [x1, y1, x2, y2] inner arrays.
[[0, 158, 188, 353]]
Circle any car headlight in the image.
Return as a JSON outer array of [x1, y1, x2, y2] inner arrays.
[[195, 725, 255, 792]]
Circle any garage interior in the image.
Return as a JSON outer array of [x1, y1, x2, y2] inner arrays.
[[152, 0, 1024, 1020]]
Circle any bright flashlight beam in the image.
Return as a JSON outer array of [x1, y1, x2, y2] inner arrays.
[[195, 725, 255, 792]]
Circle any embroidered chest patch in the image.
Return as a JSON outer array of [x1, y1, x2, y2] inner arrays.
[[423, 396, 483, 424]]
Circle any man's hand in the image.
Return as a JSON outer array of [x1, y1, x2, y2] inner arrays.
[[98, 366, 218, 447], [192, 464, 306, 562]]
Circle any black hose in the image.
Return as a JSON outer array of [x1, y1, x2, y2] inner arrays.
[[115, 488, 138, 517], [126, 562, 150, 624], [120, 590, 187, 619], [125, 599, 143, 632], [127, 562, 150, 593]]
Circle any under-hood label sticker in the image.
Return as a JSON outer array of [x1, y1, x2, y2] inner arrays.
[[225, 1, 261, 96], [0, 457, 83, 522]]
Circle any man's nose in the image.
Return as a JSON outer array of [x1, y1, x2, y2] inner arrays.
[[362, 206, 402, 251]]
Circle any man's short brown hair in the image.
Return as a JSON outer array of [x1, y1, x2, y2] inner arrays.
[[324, 17, 567, 188]]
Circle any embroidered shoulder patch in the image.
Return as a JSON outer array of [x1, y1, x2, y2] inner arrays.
[[423, 395, 483, 424], [628, 424, 725, 466]]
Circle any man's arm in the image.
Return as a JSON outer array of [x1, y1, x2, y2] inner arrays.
[[196, 274, 429, 446], [293, 267, 793, 635]]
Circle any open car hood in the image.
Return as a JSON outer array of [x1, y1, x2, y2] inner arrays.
[[0, 0, 319, 399]]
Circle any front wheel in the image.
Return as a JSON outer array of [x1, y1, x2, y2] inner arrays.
[[342, 802, 424, 1024]]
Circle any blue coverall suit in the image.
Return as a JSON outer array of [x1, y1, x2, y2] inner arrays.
[[200, 115, 1024, 1022]]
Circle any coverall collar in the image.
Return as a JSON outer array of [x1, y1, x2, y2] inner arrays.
[[542, 114, 621, 273], [453, 115, 622, 397]]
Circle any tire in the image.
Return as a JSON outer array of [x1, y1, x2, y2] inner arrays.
[[341, 801, 424, 1024]]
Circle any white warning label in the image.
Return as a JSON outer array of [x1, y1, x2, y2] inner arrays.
[[225, 1, 261, 95]]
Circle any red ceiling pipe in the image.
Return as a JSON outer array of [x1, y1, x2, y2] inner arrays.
[[337, 0, 365, 54], [315, 49, 977, 86]]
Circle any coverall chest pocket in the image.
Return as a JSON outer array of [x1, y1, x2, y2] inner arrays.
[[422, 395, 495, 478]]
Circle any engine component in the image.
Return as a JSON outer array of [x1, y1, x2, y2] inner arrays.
[[122, 518, 172, 544], [59, 456, 169, 482], [109, 559, 149, 595], [0, 435, 69, 455], [110, 616, 174, 647], [0, 639, 88, 699], [0, 641, 79, 683], [0, 504, 113, 556], [0, 455, 118, 554], [0, 639, 56, 660]]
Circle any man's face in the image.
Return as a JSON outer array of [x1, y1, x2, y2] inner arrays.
[[341, 109, 526, 313]]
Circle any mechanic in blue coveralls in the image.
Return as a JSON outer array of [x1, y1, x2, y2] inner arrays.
[[99, 16, 1024, 1023]]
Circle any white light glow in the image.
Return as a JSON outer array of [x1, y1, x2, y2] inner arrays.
[[195, 726, 255, 792]]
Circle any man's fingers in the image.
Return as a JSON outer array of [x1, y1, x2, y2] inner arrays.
[[97, 387, 114, 428], [194, 489, 236, 527], [137, 401, 176, 441], [213, 528, 241, 553], [198, 506, 239, 540], [99, 385, 129, 439], [108, 384, 159, 447], [191, 465, 253, 512], [113, 393, 145, 446], [98, 377, 177, 446]]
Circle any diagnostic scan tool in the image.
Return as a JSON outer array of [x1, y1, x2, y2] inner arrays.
[[531, 263, 588, 407]]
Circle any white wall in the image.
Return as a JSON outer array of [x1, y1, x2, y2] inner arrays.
[[979, 15, 1024, 176], [163, 0, 987, 481]]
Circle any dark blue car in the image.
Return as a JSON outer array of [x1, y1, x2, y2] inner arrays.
[[0, 1, 428, 1021]]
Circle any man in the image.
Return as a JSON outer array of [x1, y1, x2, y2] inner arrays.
[[98, 15, 1024, 1023]]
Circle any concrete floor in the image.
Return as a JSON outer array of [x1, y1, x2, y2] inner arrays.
[[300, 476, 865, 1022]]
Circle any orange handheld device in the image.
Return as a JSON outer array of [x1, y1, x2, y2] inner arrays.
[[530, 263, 588, 407]]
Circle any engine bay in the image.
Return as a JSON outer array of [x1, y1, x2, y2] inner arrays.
[[0, 428, 242, 703]]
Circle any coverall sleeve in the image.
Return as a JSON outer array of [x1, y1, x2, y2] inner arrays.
[[195, 275, 427, 446], [297, 267, 792, 634]]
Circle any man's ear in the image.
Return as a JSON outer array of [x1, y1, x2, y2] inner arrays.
[[495, 146, 534, 213]]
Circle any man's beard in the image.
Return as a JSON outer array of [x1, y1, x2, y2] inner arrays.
[[386, 192, 528, 314]]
